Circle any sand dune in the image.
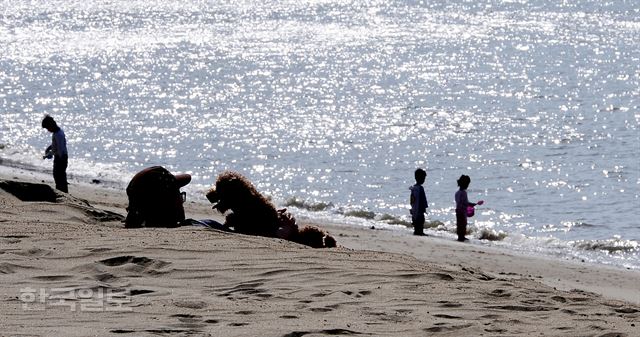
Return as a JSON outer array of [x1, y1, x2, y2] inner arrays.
[[0, 175, 638, 336]]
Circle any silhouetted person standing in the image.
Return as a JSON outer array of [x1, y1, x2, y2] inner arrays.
[[455, 175, 483, 242], [410, 168, 429, 236], [42, 115, 68, 193]]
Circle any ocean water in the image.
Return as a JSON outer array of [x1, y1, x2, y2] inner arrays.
[[1, 0, 638, 269]]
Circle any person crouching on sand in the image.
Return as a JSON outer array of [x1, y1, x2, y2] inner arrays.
[[455, 174, 483, 242], [124, 166, 191, 228], [42, 115, 69, 193]]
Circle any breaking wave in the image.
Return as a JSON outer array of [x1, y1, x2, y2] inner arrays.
[[476, 228, 508, 241], [284, 197, 333, 212], [572, 238, 639, 254]]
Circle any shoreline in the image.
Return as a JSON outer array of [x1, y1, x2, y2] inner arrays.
[[2, 164, 639, 305], [5, 165, 640, 305], [1, 165, 639, 335], [4, 155, 638, 271]]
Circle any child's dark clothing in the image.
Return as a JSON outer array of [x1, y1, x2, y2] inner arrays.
[[410, 184, 428, 235], [455, 189, 474, 241]]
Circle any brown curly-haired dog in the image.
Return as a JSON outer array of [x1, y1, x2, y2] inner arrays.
[[206, 171, 336, 248]]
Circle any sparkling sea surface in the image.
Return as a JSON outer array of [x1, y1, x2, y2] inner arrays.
[[1, 0, 639, 268]]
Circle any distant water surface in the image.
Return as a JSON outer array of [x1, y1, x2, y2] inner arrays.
[[1, 0, 638, 268]]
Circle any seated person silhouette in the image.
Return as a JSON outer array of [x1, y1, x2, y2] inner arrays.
[[124, 166, 191, 228]]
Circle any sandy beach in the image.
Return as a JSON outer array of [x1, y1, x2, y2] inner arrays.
[[1, 168, 639, 336]]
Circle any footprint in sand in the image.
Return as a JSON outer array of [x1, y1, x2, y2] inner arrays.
[[85, 247, 112, 253], [428, 273, 455, 281], [437, 301, 463, 308], [282, 329, 361, 337], [0, 262, 38, 274], [94, 272, 118, 282], [235, 310, 254, 315], [1, 235, 29, 245], [128, 289, 155, 296], [173, 300, 208, 309], [485, 328, 507, 333], [433, 314, 463, 319], [486, 304, 558, 312], [280, 315, 298, 319], [171, 314, 202, 323], [97, 255, 171, 275], [310, 307, 334, 313], [489, 289, 511, 297], [109, 329, 136, 334], [340, 290, 372, 298], [424, 323, 473, 333], [99, 256, 169, 268], [145, 328, 195, 334], [357, 290, 371, 297], [15, 248, 52, 257], [217, 282, 272, 300], [31, 275, 74, 281]]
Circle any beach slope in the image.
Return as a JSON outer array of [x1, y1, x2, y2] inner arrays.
[[0, 174, 638, 336]]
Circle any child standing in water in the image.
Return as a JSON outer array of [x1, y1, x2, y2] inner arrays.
[[455, 175, 483, 242], [410, 168, 428, 236]]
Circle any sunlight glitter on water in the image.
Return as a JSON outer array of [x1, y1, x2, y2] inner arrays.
[[1, 0, 638, 268]]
